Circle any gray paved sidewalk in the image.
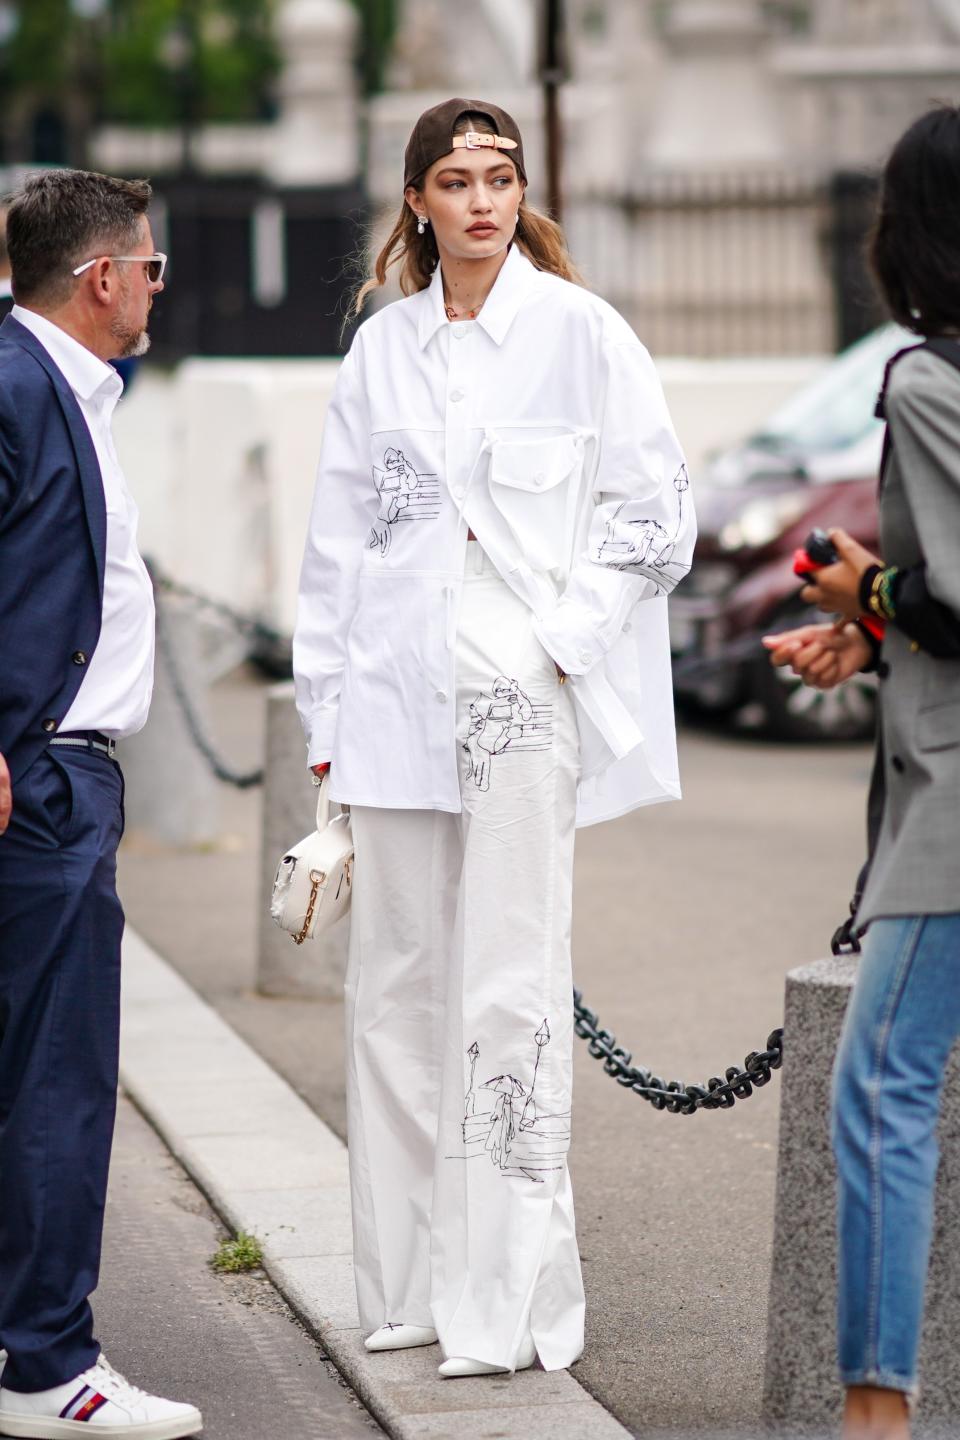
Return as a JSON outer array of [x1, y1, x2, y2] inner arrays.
[[117, 666, 874, 1438], [98, 1095, 381, 1440]]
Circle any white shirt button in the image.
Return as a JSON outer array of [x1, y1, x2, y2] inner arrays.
[[578, 649, 593, 666], [453, 325, 469, 340], [622, 621, 632, 633], [435, 690, 448, 704], [449, 389, 465, 403], [533, 472, 546, 487]]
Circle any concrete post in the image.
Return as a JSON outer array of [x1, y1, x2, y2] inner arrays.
[[272, 0, 359, 186], [257, 682, 350, 998], [763, 957, 960, 1433]]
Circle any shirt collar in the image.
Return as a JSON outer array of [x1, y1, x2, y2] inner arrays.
[[416, 244, 540, 351], [11, 305, 122, 403]]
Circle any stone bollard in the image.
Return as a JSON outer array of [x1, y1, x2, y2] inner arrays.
[[763, 957, 960, 1434], [257, 681, 350, 998]]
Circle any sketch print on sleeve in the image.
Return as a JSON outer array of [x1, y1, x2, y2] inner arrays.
[[451, 1019, 570, 1184], [369, 446, 441, 556], [594, 464, 691, 592], [462, 676, 553, 793]]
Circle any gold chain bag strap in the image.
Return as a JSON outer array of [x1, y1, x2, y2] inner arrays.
[[270, 773, 354, 944]]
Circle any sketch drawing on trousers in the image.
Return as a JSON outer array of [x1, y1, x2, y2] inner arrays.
[[452, 1022, 570, 1184], [369, 446, 440, 555], [595, 463, 691, 588], [462, 676, 551, 791]]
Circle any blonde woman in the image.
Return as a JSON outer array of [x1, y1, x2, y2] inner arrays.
[[294, 98, 695, 1379]]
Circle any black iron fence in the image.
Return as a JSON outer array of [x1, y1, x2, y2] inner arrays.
[[565, 166, 884, 358], [132, 165, 881, 365], [144, 176, 367, 363]]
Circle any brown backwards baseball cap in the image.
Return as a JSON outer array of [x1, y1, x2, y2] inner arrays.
[[403, 97, 526, 190]]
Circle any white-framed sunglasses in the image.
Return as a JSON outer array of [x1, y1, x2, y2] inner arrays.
[[72, 252, 167, 284]]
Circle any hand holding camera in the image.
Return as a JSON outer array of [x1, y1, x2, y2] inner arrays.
[[793, 526, 881, 622]]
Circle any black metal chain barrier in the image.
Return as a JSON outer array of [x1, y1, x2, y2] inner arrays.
[[147, 561, 278, 790], [148, 564, 293, 665], [573, 988, 784, 1115]]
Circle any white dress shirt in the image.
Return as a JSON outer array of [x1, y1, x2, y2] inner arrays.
[[12, 306, 155, 738], [294, 245, 696, 827]]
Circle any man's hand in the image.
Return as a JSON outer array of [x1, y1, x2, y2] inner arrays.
[[762, 621, 873, 690], [0, 752, 11, 835], [799, 528, 882, 621]]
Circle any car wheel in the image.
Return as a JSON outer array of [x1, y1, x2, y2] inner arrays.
[[751, 638, 877, 742]]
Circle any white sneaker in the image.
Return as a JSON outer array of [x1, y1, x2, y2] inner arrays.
[[0, 1356, 202, 1437]]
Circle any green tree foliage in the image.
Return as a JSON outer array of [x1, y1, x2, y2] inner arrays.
[[102, 0, 280, 124], [3, 0, 280, 126], [349, 0, 398, 97]]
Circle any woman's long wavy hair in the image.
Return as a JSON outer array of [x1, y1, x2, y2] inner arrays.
[[352, 112, 584, 317]]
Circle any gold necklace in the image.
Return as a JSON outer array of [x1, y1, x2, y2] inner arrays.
[[444, 297, 484, 321]]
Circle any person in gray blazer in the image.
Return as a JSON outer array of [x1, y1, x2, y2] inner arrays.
[[765, 105, 960, 1440]]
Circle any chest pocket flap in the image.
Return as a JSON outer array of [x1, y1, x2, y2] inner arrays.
[[490, 432, 583, 493], [488, 432, 585, 574]]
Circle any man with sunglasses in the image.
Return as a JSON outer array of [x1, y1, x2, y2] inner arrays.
[[0, 169, 201, 1437]]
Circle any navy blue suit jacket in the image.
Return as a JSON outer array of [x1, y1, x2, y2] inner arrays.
[[0, 315, 106, 784]]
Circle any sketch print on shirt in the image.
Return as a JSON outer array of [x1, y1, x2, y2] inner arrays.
[[594, 463, 691, 592], [451, 1020, 570, 1184], [462, 676, 553, 792], [369, 446, 441, 556]]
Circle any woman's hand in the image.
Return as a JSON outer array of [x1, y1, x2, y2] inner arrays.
[[762, 621, 873, 690], [0, 752, 10, 835], [799, 528, 882, 621]]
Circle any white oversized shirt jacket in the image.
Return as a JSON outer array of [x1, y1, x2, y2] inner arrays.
[[295, 246, 696, 827]]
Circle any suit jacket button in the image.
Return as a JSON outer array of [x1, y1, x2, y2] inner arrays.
[[42, 718, 58, 733], [891, 755, 905, 774], [72, 651, 87, 666]]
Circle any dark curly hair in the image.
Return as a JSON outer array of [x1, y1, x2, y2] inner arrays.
[[869, 104, 960, 336]]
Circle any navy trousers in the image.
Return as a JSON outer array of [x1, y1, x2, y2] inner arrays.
[[0, 745, 124, 1392]]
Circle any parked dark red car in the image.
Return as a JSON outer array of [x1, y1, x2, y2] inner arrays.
[[671, 325, 911, 739]]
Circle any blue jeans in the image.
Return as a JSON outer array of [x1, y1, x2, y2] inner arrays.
[[832, 914, 960, 1395]]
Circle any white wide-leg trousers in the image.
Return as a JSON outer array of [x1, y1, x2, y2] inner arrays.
[[345, 543, 585, 1371]]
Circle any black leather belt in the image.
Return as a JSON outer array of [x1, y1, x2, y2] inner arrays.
[[48, 730, 118, 759]]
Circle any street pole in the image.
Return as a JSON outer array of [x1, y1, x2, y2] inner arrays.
[[539, 0, 568, 222]]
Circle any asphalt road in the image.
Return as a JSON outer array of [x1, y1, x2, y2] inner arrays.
[[118, 670, 874, 1438], [96, 1097, 382, 1439]]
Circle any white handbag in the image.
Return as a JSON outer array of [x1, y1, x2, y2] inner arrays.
[[270, 775, 354, 944]]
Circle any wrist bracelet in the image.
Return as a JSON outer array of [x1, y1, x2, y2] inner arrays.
[[867, 566, 899, 622]]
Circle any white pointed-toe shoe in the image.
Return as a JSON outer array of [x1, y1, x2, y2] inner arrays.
[[364, 1324, 438, 1353], [438, 1334, 537, 1378]]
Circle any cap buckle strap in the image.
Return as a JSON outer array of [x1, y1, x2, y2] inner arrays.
[[453, 131, 518, 152]]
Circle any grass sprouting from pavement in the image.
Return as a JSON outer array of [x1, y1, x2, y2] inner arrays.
[[210, 1231, 263, 1274]]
